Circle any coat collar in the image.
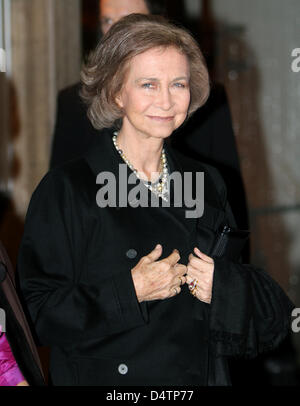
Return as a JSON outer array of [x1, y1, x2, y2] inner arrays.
[[84, 128, 183, 178], [84, 128, 225, 229]]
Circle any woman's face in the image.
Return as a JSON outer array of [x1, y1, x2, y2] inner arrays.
[[116, 46, 191, 141]]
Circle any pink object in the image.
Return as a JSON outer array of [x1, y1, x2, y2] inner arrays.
[[0, 327, 25, 386]]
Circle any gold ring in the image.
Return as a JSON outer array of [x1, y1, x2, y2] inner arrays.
[[174, 287, 178, 295], [178, 276, 184, 286]]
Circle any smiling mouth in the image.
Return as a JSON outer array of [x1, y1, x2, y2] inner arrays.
[[147, 115, 174, 122]]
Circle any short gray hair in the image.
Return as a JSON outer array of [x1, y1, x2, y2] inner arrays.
[[80, 13, 210, 130]]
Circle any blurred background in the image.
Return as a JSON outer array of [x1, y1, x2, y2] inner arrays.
[[0, 0, 300, 385]]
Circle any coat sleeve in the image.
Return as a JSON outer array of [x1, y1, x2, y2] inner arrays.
[[205, 165, 295, 359], [17, 171, 148, 347]]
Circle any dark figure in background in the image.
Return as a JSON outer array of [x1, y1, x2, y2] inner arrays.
[[171, 83, 249, 234]]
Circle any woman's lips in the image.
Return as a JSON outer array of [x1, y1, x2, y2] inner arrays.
[[147, 115, 174, 122]]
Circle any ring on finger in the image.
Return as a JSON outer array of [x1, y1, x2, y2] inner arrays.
[[188, 279, 198, 291], [178, 276, 184, 286]]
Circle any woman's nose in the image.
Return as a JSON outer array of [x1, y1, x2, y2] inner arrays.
[[155, 87, 174, 110]]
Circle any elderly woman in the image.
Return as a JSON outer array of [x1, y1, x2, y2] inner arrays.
[[17, 14, 294, 386]]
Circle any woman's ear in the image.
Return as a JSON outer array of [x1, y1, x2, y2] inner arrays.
[[115, 93, 124, 109]]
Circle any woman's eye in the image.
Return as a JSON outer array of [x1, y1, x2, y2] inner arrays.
[[173, 82, 186, 88], [141, 83, 155, 89]]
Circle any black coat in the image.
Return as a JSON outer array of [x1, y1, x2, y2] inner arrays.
[[18, 129, 294, 386]]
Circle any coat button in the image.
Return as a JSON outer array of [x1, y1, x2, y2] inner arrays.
[[118, 363, 128, 375], [126, 249, 137, 259]]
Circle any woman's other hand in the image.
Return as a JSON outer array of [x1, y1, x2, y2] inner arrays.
[[131, 244, 187, 302], [186, 247, 214, 304]]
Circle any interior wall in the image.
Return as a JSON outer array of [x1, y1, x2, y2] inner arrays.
[[207, 0, 300, 360], [0, 0, 81, 268], [0, 0, 11, 192], [9, 0, 81, 217]]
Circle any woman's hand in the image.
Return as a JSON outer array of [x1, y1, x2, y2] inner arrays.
[[131, 244, 187, 302], [186, 247, 214, 304]]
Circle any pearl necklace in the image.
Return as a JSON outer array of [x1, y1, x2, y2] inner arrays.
[[112, 131, 170, 202]]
